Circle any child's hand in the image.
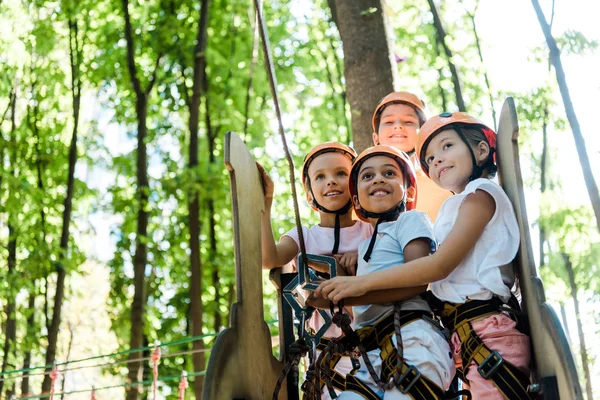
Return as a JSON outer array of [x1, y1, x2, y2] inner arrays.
[[256, 162, 274, 210], [315, 276, 368, 304], [305, 292, 331, 310], [334, 251, 358, 275]]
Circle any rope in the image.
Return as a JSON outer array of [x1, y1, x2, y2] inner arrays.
[[251, 0, 308, 269], [272, 339, 309, 400], [151, 343, 161, 400], [1, 320, 279, 380], [17, 371, 206, 400], [178, 371, 189, 400]]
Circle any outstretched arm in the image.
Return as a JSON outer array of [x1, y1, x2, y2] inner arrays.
[[315, 190, 496, 303], [258, 163, 299, 269]]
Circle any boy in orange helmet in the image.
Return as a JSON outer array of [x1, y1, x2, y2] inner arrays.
[[372, 91, 451, 221]]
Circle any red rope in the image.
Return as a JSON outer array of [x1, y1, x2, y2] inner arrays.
[[178, 371, 189, 400], [49, 364, 59, 400], [90, 386, 97, 400], [151, 343, 161, 399]]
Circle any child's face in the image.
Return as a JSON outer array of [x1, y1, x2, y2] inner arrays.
[[354, 155, 414, 216], [423, 129, 488, 193], [372, 104, 420, 152], [306, 152, 352, 210]]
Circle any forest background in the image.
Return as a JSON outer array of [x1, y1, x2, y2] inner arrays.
[[1, 0, 599, 398]]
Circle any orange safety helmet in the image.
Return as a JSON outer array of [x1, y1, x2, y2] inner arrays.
[[301, 141, 357, 188], [371, 91, 427, 133], [349, 145, 418, 222], [416, 112, 497, 178]]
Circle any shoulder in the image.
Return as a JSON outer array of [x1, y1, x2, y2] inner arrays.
[[397, 210, 434, 228]]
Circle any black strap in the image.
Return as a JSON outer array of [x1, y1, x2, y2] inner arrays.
[[363, 216, 383, 262]]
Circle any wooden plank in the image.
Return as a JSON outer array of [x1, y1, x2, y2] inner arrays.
[[203, 131, 287, 399], [496, 97, 582, 400]]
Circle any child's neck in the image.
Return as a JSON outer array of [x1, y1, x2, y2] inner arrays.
[[318, 211, 355, 228], [454, 171, 491, 194]]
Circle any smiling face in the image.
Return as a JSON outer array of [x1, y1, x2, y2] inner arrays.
[[306, 151, 353, 210], [423, 129, 490, 193], [372, 103, 420, 152], [354, 155, 415, 220]]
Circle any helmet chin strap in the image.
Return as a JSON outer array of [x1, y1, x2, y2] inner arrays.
[[361, 195, 407, 263], [310, 196, 353, 255], [455, 126, 483, 181]]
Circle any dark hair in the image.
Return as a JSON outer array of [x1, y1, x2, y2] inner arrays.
[[375, 101, 426, 132], [460, 125, 497, 178]]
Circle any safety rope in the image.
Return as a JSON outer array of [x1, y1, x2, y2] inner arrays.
[[178, 371, 189, 400], [251, 0, 308, 268], [272, 339, 310, 400]]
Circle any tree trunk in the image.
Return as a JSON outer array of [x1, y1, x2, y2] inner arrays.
[[20, 292, 36, 396], [434, 37, 448, 112], [329, 0, 396, 152], [464, 1, 496, 129], [121, 0, 161, 396], [243, 14, 259, 142], [0, 88, 18, 396], [41, 16, 82, 393], [205, 87, 222, 333], [539, 105, 548, 266], [562, 252, 593, 399], [187, 0, 211, 397], [531, 0, 600, 233], [427, 0, 466, 112]]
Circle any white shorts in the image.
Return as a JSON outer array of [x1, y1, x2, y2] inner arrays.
[[337, 319, 455, 399]]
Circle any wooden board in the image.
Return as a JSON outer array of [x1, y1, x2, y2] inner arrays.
[[203, 131, 287, 399], [496, 97, 582, 400]]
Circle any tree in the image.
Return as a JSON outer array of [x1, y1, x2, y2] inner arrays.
[[327, 0, 396, 151], [531, 0, 600, 233]]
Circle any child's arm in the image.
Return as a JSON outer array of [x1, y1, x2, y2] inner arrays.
[[315, 190, 496, 302], [257, 163, 299, 270]]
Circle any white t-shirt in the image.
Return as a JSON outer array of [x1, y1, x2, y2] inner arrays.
[[283, 220, 373, 337], [431, 178, 519, 304], [354, 210, 436, 329]]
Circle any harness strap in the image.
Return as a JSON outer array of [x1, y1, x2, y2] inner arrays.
[[356, 310, 430, 352], [352, 310, 446, 400], [432, 295, 533, 399], [456, 322, 533, 399]]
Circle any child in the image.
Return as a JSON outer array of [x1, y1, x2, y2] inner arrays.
[[328, 145, 454, 399], [258, 141, 373, 398], [372, 91, 451, 221], [317, 113, 532, 400]]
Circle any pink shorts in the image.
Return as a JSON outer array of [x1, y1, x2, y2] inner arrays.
[[451, 313, 531, 399]]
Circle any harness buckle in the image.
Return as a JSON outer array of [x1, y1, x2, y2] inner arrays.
[[398, 364, 421, 394], [477, 351, 504, 379]]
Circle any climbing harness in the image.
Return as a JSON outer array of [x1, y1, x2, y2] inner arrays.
[[423, 292, 533, 399]]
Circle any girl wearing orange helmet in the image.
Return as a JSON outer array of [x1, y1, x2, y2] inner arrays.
[[372, 91, 451, 221], [322, 145, 454, 399], [258, 142, 372, 399], [317, 113, 532, 400]]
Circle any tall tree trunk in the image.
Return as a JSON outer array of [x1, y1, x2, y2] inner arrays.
[[205, 84, 222, 333], [187, 0, 211, 397], [121, 0, 162, 396], [41, 16, 82, 393], [427, 0, 466, 112], [328, 0, 396, 152], [562, 252, 593, 399], [463, 1, 496, 129], [531, 0, 600, 232], [20, 292, 36, 396], [0, 89, 18, 396], [539, 105, 549, 266]]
